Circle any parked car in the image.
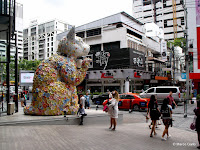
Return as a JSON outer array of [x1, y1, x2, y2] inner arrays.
[[92, 93, 109, 104], [139, 86, 182, 104], [103, 92, 149, 111]]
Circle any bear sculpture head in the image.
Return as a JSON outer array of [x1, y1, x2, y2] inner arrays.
[[57, 27, 90, 58]]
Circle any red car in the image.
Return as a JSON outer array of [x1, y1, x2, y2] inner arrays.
[[103, 92, 149, 111], [118, 93, 149, 111]]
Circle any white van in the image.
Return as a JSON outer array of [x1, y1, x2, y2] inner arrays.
[[139, 86, 182, 104]]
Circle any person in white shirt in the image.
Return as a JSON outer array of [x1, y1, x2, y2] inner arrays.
[[107, 90, 119, 131], [80, 94, 86, 108]]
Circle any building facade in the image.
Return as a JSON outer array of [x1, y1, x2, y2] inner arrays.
[[58, 12, 169, 93], [0, 2, 23, 59], [132, 0, 185, 40], [23, 19, 72, 60]]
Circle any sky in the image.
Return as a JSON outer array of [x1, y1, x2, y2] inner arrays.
[[16, 0, 133, 29]]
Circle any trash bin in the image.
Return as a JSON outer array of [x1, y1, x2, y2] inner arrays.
[[8, 102, 15, 115]]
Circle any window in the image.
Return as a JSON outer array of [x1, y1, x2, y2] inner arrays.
[[147, 88, 154, 93], [51, 42, 53, 46], [86, 28, 101, 37], [156, 88, 177, 93], [120, 95, 126, 99], [125, 95, 135, 99], [32, 47, 34, 50], [48, 38, 49, 42], [51, 47, 53, 51], [76, 31, 85, 38], [47, 48, 49, 52], [47, 43, 49, 47], [51, 37, 53, 41]]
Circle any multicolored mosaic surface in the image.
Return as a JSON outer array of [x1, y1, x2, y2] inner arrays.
[[24, 27, 90, 115]]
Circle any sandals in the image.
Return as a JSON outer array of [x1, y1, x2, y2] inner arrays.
[[112, 128, 116, 131], [150, 134, 153, 137]]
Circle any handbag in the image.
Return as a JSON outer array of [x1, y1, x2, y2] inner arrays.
[[103, 105, 109, 112], [190, 116, 196, 130]]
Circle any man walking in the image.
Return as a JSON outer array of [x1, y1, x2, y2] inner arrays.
[[167, 91, 177, 108]]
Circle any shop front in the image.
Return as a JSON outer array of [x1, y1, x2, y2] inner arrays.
[[85, 69, 151, 94]]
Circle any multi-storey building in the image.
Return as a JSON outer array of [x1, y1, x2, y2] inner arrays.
[[132, 0, 185, 40], [57, 11, 168, 93], [0, 2, 23, 59], [23, 19, 72, 60]]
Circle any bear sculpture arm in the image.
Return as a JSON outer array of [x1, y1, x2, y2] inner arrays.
[[61, 58, 90, 86]]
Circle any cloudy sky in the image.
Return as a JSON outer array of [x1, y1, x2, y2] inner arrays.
[[16, 0, 133, 28]]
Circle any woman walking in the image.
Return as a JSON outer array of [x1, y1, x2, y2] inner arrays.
[[161, 98, 172, 141], [147, 95, 160, 137], [194, 101, 200, 149], [108, 90, 119, 131]]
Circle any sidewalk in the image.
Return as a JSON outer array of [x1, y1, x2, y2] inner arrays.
[[0, 122, 198, 150]]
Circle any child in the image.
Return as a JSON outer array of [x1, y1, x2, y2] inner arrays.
[[77, 104, 87, 125]]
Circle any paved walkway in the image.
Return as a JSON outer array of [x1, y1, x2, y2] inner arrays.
[[0, 123, 198, 150]]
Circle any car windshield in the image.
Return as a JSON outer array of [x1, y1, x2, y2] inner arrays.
[[134, 95, 142, 99]]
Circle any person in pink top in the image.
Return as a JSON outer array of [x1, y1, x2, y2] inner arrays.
[[167, 91, 177, 108]]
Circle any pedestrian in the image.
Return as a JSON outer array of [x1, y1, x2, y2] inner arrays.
[[80, 94, 86, 108], [87, 88, 91, 94], [161, 98, 173, 141], [147, 95, 160, 137], [77, 104, 87, 125], [84, 92, 90, 109], [20, 92, 24, 107], [194, 101, 200, 149], [107, 90, 119, 131], [167, 91, 177, 109], [24, 91, 27, 106]]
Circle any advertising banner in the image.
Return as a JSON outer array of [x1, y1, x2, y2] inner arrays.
[[19, 70, 35, 86]]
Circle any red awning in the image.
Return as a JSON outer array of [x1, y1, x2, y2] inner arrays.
[[189, 73, 200, 79]]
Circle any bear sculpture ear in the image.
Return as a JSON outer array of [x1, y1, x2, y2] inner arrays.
[[67, 26, 75, 41]]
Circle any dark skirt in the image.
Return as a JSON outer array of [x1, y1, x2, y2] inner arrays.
[[150, 110, 160, 120], [162, 119, 172, 126]]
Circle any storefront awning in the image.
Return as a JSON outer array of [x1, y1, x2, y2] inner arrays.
[[148, 57, 166, 63]]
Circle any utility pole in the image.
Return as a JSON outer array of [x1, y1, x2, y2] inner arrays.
[[183, 1, 189, 118], [172, 45, 175, 86]]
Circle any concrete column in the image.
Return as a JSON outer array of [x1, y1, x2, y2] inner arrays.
[[120, 80, 124, 94], [125, 81, 129, 93]]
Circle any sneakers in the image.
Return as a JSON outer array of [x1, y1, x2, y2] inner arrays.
[[161, 137, 167, 141], [167, 134, 171, 138]]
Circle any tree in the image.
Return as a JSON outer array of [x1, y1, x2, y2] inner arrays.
[[18, 59, 41, 71], [0, 57, 41, 83], [167, 37, 186, 48]]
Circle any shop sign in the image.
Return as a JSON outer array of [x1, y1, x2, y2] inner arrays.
[[155, 76, 168, 80], [95, 50, 110, 70], [181, 73, 186, 79], [101, 72, 113, 78], [134, 72, 141, 78]]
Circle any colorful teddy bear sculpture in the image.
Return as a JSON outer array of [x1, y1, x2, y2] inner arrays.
[[24, 27, 91, 115]]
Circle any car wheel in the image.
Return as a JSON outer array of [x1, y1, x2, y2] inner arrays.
[[133, 104, 140, 111]]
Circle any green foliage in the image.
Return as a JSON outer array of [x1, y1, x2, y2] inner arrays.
[[18, 59, 41, 71], [196, 94, 200, 100], [0, 56, 41, 82], [167, 38, 186, 48]]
